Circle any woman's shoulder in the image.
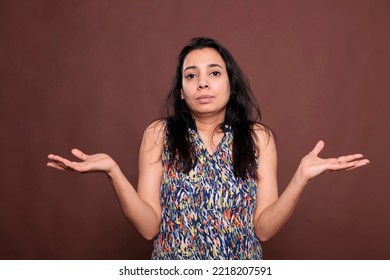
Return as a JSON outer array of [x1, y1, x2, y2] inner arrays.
[[141, 119, 167, 150], [251, 122, 275, 151], [145, 119, 167, 132], [252, 122, 272, 137]]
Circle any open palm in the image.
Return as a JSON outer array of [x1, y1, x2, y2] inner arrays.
[[298, 140, 370, 181], [47, 149, 117, 174]]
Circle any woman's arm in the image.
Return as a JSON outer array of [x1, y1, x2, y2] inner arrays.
[[252, 128, 370, 241], [47, 121, 165, 240]]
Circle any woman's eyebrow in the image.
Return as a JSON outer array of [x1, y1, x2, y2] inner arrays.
[[183, 63, 223, 72], [208, 63, 223, 69], [183, 65, 197, 72]]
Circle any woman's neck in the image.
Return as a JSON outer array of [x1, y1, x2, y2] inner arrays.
[[193, 114, 225, 134]]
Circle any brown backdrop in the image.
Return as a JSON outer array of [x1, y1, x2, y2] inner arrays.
[[1, 0, 389, 260]]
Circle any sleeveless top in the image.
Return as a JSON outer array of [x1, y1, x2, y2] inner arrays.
[[151, 121, 262, 259]]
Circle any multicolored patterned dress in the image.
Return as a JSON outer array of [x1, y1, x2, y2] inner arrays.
[[151, 122, 262, 259]]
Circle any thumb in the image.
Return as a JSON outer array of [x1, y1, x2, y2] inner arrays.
[[309, 140, 325, 156], [71, 148, 89, 161]]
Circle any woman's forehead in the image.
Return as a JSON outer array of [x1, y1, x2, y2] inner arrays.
[[183, 48, 225, 70]]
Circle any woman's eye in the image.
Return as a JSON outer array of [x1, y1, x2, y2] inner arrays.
[[211, 71, 221, 76], [186, 73, 196, 79]]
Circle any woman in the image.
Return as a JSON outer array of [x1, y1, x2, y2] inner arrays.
[[47, 37, 369, 259]]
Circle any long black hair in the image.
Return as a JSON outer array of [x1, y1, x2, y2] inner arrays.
[[164, 37, 269, 179]]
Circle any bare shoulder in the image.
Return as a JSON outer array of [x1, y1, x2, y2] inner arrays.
[[252, 123, 275, 152], [141, 119, 166, 153]]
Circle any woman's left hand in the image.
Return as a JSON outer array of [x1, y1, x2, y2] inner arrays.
[[297, 140, 370, 182]]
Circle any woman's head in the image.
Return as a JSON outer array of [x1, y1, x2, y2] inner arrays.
[[166, 37, 260, 125], [181, 47, 230, 119]]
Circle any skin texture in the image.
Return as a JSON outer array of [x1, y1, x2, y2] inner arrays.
[[181, 48, 231, 153], [182, 49, 230, 120], [47, 48, 370, 242]]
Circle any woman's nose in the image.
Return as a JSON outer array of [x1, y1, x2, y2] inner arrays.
[[197, 78, 209, 89]]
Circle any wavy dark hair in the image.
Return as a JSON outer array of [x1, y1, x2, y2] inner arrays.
[[164, 37, 269, 179]]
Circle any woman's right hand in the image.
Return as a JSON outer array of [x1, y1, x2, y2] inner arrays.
[[47, 149, 118, 174]]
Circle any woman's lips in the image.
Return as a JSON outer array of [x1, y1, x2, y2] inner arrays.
[[197, 95, 214, 104]]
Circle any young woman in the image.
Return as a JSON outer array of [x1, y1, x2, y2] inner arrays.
[[47, 37, 369, 259]]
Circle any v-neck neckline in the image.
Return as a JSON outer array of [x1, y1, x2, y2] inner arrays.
[[189, 120, 230, 157]]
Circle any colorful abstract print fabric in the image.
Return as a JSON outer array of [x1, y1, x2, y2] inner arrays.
[[152, 124, 262, 259]]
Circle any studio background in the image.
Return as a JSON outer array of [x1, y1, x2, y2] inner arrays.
[[1, 0, 389, 259]]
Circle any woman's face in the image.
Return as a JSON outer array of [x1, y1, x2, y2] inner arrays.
[[181, 47, 230, 119]]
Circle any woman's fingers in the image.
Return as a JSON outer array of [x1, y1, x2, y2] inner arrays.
[[335, 154, 364, 164], [47, 154, 65, 165], [332, 154, 369, 167], [326, 154, 369, 172], [339, 158, 370, 169], [71, 149, 89, 161], [47, 153, 79, 171], [46, 161, 67, 171], [309, 140, 325, 157], [329, 160, 357, 171]]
